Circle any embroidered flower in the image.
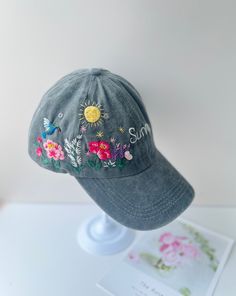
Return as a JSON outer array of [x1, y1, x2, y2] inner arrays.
[[43, 139, 64, 161], [124, 150, 133, 160], [80, 125, 87, 133], [88, 141, 111, 160], [37, 136, 43, 143], [43, 139, 57, 151], [110, 142, 130, 160], [89, 141, 100, 153], [36, 147, 43, 157]]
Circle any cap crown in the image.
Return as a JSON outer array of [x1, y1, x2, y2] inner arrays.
[[28, 69, 156, 178]]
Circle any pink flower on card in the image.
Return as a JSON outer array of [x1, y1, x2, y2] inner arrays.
[[180, 244, 199, 259], [162, 250, 183, 266], [159, 231, 199, 267], [159, 232, 176, 245]]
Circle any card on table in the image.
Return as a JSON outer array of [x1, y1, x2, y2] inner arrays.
[[98, 219, 234, 296]]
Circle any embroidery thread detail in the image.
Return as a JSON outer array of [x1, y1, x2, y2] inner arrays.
[[64, 135, 83, 168], [42, 117, 61, 139], [34, 137, 64, 170], [129, 123, 151, 144], [79, 101, 107, 127]]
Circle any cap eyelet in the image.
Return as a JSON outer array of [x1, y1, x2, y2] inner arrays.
[[58, 112, 64, 119]]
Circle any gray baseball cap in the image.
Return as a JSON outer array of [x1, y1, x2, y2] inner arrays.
[[28, 68, 194, 230]]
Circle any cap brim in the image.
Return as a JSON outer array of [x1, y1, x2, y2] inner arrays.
[[76, 148, 194, 230]]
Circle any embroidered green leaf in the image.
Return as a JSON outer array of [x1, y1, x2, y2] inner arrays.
[[87, 154, 102, 170], [95, 160, 102, 170], [116, 158, 127, 169], [42, 157, 49, 165]]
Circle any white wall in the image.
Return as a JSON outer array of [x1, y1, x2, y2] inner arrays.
[[0, 0, 235, 205]]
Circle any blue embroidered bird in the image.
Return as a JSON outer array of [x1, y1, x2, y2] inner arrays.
[[41, 118, 61, 139]]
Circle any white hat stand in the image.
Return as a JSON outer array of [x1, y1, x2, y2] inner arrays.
[[77, 211, 135, 255]]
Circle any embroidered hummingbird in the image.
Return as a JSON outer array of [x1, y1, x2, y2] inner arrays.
[[41, 118, 61, 139]]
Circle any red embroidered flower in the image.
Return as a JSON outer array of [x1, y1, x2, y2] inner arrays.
[[97, 149, 111, 160], [88, 141, 111, 160], [37, 136, 43, 143], [89, 141, 100, 153], [36, 147, 43, 157]]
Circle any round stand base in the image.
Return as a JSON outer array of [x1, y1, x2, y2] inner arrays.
[[77, 213, 135, 255]]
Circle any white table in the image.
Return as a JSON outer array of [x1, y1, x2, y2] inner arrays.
[[0, 204, 235, 296]]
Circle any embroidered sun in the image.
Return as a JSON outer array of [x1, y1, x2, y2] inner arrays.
[[79, 101, 106, 127]]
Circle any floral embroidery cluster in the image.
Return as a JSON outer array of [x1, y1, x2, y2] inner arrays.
[[84, 139, 133, 170], [36, 104, 133, 172], [35, 137, 64, 170]]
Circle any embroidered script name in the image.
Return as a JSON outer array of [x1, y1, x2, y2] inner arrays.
[[129, 123, 151, 144]]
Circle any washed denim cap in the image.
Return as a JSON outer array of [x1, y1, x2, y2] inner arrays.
[[28, 68, 194, 230]]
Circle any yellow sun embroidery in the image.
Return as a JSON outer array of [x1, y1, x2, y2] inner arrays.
[[79, 101, 105, 127], [96, 131, 104, 138]]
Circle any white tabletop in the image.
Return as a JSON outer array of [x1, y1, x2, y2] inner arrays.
[[0, 204, 235, 296]]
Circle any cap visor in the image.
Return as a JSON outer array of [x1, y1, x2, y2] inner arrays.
[[76, 148, 194, 230]]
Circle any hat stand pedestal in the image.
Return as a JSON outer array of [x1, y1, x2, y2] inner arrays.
[[77, 211, 135, 255]]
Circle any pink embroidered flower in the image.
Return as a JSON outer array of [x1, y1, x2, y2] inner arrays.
[[80, 125, 87, 133], [46, 148, 65, 161], [37, 136, 43, 143], [124, 150, 133, 160], [43, 139, 64, 161], [36, 147, 43, 157], [43, 139, 58, 151], [88, 141, 111, 160]]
